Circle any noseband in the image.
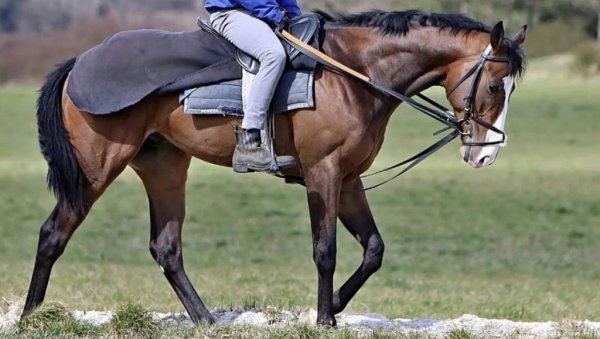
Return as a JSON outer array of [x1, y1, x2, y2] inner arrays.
[[445, 45, 511, 147]]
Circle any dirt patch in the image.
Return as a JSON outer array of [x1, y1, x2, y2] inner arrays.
[[2, 300, 599, 338]]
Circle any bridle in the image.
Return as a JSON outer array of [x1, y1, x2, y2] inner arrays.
[[277, 29, 515, 190], [444, 45, 511, 148]]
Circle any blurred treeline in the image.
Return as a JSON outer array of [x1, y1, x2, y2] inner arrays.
[[0, 0, 598, 84]]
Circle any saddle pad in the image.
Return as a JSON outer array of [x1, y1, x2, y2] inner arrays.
[[180, 70, 314, 116], [67, 29, 242, 115]]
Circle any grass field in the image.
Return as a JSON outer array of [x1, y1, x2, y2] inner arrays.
[[0, 54, 599, 336]]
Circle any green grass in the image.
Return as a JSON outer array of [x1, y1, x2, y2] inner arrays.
[[1, 53, 599, 336], [108, 302, 159, 337]]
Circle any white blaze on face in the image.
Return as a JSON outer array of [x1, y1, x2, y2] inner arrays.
[[473, 75, 515, 167], [486, 75, 514, 146]]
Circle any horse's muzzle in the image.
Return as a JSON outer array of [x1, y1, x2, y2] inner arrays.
[[460, 144, 502, 169]]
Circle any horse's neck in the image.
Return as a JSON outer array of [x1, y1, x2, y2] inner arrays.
[[323, 26, 488, 96]]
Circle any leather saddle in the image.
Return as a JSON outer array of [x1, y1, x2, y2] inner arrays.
[[197, 13, 322, 74]]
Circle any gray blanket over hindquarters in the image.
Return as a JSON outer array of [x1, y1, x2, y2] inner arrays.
[[67, 29, 242, 115]]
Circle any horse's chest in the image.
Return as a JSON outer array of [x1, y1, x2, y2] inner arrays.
[[342, 129, 386, 172]]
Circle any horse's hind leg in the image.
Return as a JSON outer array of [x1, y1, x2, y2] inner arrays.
[[22, 201, 91, 317], [22, 161, 128, 317], [332, 177, 384, 314], [23, 90, 150, 317], [22, 154, 139, 317], [129, 136, 214, 324]]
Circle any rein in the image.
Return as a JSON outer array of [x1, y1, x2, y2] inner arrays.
[[278, 29, 510, 191]]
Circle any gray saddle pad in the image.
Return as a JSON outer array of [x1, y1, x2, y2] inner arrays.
[[180, 70, 314, 116], [67, 29, 242, 115]]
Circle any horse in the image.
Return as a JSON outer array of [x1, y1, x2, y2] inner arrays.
[[22, 10, 526, 326]]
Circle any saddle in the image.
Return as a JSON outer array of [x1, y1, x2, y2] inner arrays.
[[68, 15, 321, 116], [197, 13, 322, 74]]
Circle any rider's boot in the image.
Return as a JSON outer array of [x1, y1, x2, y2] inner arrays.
[[232, 127, 295, 173]]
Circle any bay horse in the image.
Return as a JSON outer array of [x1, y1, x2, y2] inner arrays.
[[23, 10, 526, 326]]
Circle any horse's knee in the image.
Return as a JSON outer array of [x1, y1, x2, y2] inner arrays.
[[149, 223, 182, 273], [363, 234, 384, 273], [150, 240, 181, 274], [313, 240, 336, 274]]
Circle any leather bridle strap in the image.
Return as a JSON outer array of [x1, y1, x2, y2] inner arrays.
[[278, 29, 461, 131], [447, 53, 511, 98], [277, 29, 509, 190], [354, 130, 460, 191], [447, 58, 485, 98], [462, 116, 506, 146], [445, 48, 510, 147]]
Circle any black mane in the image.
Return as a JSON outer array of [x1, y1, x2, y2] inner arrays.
[[318, 10, 526, 77], [319, 10, 490, 36]]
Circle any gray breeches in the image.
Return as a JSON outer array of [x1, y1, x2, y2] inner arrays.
[[210, 9, 286, 130]]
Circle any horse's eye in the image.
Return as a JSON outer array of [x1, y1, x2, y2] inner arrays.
[[488, 83, 501, 94]]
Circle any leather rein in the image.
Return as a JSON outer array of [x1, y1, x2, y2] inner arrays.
[[277, 29, 511, 191]]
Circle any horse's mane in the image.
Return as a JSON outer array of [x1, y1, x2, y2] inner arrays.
[[318, 9, 490, 36], [318, 10, 525, 77]]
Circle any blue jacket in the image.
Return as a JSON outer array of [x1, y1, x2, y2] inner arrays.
[[205, 0, 302, 27]]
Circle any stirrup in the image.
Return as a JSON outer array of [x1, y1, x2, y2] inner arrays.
[[264, 114, 295, 174]]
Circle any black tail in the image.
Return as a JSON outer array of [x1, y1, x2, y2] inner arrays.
[[37, 58, 85, 214]]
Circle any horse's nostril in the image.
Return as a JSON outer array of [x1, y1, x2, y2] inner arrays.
[[478, 156, 490, 167]]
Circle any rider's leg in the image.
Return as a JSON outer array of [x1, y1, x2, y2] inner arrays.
[[210, 10, 295, 172]]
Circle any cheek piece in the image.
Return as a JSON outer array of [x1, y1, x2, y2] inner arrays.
[[445, 44, 511, 147]]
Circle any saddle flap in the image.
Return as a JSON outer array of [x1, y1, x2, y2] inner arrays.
[[236, 50, 261, 74]]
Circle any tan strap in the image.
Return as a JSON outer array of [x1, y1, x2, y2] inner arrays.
[[281, 30, 370, 83]]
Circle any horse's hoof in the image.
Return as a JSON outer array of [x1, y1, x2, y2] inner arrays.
[[194, 314, 216, 325], [317, 316, 336, 327], [205, 315, 216, 324]]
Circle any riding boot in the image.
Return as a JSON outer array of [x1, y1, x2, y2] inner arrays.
[[232, 127, 295, 173]]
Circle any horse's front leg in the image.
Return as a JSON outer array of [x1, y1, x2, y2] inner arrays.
[[304, 160, 342, 326], [332, 177, 384, 314]]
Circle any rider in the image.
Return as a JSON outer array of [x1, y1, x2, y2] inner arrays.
[[205, 0, 302, 173]]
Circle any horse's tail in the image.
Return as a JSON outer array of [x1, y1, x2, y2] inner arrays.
[[37, 57, 85, 214]]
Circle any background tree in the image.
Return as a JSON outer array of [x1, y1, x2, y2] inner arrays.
[[570, 0, 599, 43], [0, 0, 20, 32]]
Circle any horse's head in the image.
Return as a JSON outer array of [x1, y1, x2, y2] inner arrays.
[[444, 22, 527, 168]]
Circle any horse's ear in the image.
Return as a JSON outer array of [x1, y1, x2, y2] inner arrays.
[[490, 21, 505, 50], [513, 25, 527, 46]]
